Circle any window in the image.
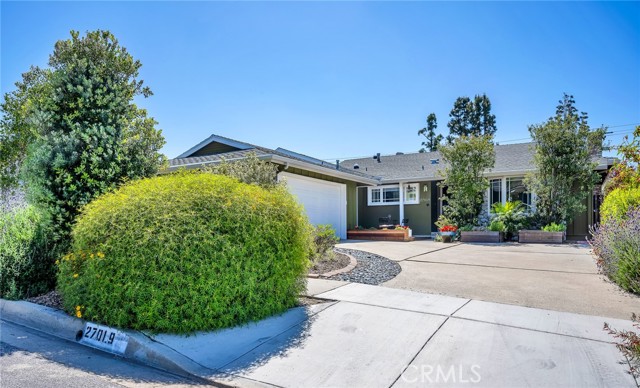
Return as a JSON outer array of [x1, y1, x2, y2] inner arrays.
[[507, 177, 531, 207], [404, 183, 419, 204], [368, 184, 419, 206], [490, 179, 502, 207]]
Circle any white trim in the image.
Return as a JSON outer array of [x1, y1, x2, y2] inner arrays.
[[367, 183, 420, 206]]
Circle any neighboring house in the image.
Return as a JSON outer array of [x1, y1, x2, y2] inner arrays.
[[167, 134, 615, 240]]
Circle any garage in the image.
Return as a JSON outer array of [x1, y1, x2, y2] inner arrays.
[[278, 172, 347, 239]]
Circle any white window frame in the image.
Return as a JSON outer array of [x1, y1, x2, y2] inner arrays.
[[487, 176, 534, 213], [368, 183, 420, 206]]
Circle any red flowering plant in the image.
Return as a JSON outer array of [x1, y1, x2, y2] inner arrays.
[[440, 225, 458, 233]]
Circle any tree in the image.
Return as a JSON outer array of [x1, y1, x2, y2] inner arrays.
[[447, 94, 497, 140], [525, 93, 606, 226], [19, 30, 166, 243], [0, 67, 52, 192], [438, 135, 496, 227], [418, 113, 443, 152], [603, 125, 640, 195]]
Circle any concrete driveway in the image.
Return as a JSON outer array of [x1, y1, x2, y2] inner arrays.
[[338, 240, 640, 320]]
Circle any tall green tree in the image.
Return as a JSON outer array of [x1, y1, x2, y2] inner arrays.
[[447, 94, 497, 140], [525, 93, 606, 226], [418, 113, 443, 152], [19, 30, 166, 242], [439, 135, 496, 226]]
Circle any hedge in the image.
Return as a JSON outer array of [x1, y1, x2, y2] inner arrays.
[[57, 172, 312, 333]]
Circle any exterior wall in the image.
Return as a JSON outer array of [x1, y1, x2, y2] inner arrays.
[[191, 142, 240, 156], [279, 166, 360, 229], [357, 187, 399, 228], [403, 182, 433, 236], [357, 182, 435, 236]]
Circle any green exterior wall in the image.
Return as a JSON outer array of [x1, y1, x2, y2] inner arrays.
[[356, 182, 436, 235], [278, 166, 359, 229]]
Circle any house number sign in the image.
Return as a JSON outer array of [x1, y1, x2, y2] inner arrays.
[[79, 322, 129, 355]]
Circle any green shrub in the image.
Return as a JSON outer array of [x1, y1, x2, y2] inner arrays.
[[0, 206, 56, 299], [488, 220, 505, 232], [601, 188, 640, 224], [311, 224, 339, 262], [57, 172, 312, 333], [491, 201, 528, 239], [542, 222, 566, 232]]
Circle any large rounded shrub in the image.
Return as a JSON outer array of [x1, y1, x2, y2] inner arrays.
[[57, 172, 311, 333]]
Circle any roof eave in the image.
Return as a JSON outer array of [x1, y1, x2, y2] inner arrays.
[[176, 134, 255, 158]]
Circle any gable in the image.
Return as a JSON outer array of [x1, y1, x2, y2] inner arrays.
[[189, 142, 243, 157]]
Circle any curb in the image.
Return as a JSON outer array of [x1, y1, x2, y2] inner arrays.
[[319, 251, 357, 278], [0, 299, 214, 382]]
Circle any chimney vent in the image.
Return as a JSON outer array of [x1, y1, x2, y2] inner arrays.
[[353, 164, 360, 170], [430, 159, 439, 165]]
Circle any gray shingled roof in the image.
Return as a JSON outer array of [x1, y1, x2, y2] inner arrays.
[[340, 143, 537, 182], [168, 136, 378, 182]]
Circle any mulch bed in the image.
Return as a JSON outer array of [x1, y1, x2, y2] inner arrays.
[[27, 290, 64, 310], [308, 251, 351, 275]]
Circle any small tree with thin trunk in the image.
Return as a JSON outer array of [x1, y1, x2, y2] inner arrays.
[[439, 135, 496, 227], [418, 113, 443, 152], [525, 94, 606, 226]]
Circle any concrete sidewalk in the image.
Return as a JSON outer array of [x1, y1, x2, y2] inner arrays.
[[2, 279, 638, 387]]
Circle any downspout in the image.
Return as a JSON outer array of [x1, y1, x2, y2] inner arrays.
[[399, 182, 405, 226]]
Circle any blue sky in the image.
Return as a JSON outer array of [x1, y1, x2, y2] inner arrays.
[[2, 1, 639, 160]]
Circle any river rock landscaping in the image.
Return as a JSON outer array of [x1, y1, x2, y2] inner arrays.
[[328, 248, 401, 285]]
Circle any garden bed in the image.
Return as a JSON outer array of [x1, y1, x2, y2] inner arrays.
[[461, 231, 504, 243], [518, 230, 565, 243], [309, 251, 353, 276], [347, 229, 413, 242]]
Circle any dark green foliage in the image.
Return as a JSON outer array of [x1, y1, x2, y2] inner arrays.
[[447, 94, 497, 140], [311, 224, 339, 262], [203, 152, 278, 188], [439, 135, 496, 227], [57, 172, 312, 333], [526, 94, 606, 226], [418, 113, 443, 152], [0, 206, 57, 299], [11, 30, 165, 246]]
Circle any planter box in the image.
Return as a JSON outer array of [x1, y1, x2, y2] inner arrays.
[[461, 231, 504, 243], [347, 229, 414, 242], [518, 230, 565, 244]]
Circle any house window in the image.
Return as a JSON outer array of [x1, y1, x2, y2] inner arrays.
[[368, 184, 419, 206], [404, 183, 419, 204], [507, 177, 531, 207], [490, 179, 502, 206], [382, 187, 400, 203]]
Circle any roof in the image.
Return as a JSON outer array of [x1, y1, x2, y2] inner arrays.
[[339, 142, 614, 183], [169, 135, 615, 186], [167, 134, 380, 185]]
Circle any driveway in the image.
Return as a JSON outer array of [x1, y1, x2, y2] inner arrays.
[[338, 240, 640, 320]]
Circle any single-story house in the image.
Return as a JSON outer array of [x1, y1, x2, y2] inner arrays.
[[167, 134, 615, 240]]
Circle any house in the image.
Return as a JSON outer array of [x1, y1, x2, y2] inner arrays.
[[167, 134, 615, 240], [166, 134, 378, 239]]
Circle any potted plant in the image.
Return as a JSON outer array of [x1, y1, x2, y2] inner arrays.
[[519, 222, 566, 243]]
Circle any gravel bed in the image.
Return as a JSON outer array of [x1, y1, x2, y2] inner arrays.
[[27, 290, 64, 310], [329, 248, 401, 285]]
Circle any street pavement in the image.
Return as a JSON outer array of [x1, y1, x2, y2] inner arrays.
[[0, 320, 214, 388]]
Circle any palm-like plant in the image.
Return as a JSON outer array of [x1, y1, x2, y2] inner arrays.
[[491, 201, 529, 239]]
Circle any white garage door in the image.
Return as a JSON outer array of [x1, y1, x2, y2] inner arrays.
[[278, 172, 347, 239]]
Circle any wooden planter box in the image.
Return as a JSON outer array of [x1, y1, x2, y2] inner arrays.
[[347, 229, 413, 242], [461, 231, 504, 243], [518, 230, 565, 244]]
